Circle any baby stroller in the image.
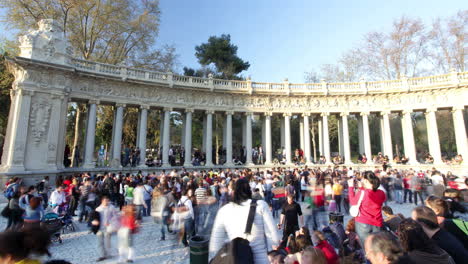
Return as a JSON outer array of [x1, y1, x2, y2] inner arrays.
[[43, 212, 64, 243]]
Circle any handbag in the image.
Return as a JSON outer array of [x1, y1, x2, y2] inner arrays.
[[1, 205, 11, 218], [349, 191, 365, 217]]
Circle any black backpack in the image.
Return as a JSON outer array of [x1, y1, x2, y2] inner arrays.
[[210, 200, 257, 264]]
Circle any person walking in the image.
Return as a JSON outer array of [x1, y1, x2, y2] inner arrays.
[[278, 194, 303, 247], [348, 171, 386, 246], [209, 178, 280, 264], [132, 182, 147, 220], [91, 196, 119, 262]]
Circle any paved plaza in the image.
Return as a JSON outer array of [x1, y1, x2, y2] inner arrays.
[[0, 199, 415, 264]]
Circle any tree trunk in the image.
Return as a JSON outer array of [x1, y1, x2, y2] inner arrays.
[[71, 104, 86, 167]]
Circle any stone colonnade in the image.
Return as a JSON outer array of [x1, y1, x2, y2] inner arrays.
[[78, 102, 468, 167]]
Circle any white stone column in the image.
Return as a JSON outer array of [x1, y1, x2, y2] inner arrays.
[[321, 112, 331, 164], [358, 115, 365, 155], [379, 116, 386, 154], [452, 106, 468, 163], [381, 110, 393, 161], [360, 112, 373, 163], [261, 117, 266, 154], [401, 109, 418, 164], [299, 119, 305, 151], [205, 110, 214, 167], [181, 113, 186, 149], [183, 109, 193, 167], [280, 117, 285, 148], [284, 112, 293, 165], [318, 119, 323, 156], [341, 112, 353, 164], [162, 107, 172, 167], [0, 89, 33, 172], [303, 113, 312, 164], [137, 105, 149, 167], [202, 115, 207, 151], [242, 116, 247, 147], [224, 111, 234, 166], [83, 100, 98, 168], [265, 112, 273, 165], [338, 117, 344, 157], [245, 112, 254, 166], [111, 103, 125, 167], [159, 112, 164, 151], [425, 107, 442, 165]]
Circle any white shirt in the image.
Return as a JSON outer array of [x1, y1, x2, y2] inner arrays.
[[49, 190, 66, 205], [178, 196, 194, 220], [133, 186, 146, 205]]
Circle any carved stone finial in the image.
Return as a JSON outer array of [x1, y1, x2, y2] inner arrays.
[[18, 19, 71, 65]]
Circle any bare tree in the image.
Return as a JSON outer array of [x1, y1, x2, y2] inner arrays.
[[429, 10, 467, 72]]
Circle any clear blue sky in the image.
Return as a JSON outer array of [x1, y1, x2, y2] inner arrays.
[[1, 0, 466, 82]]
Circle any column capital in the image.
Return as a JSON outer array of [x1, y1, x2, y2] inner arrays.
[[205, 109, 215, 115], [163, 107, 173, 112], [302, 112, 311, 117], [19, 89, 34, 96], [115, 103, 126, 108], [140, 104, 150, 110], [185, 108, 194, 113], [402, 109, 413, 115], [264, 111, 273, 117], [425, 106, 438, 114], [89, 99, 100, 105], [340, 111, 349, 117], [283, 112, 292, 117], [225, 110, 234, 115], [360, 111, 370, 116], [320, 112, 330, 117], [244, 111, 254, 116], [380, 110, 391, 116], [452, 105, 465, 112]]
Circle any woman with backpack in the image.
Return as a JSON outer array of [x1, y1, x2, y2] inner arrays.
[[209, 178, 280, 264]]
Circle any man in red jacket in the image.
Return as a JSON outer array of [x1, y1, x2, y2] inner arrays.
[[348, 171, 386, 248]]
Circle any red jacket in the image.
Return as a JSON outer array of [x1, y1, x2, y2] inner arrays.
[[349, 187, 386, 227], [315, 241, 339, 264]]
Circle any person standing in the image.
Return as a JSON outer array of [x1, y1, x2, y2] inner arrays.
[[403, 174, 413, 203], [78, 179, 92, 222], [92, 196, 119, 262], [332, 178, 343, 213], [132, 182, 147, 220], [278, 194, 303, 247], [348, 171, 386, 246], [143, 180, 153, 217]]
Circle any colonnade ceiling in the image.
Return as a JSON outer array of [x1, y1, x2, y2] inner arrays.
[[8, 57, 468, 115]]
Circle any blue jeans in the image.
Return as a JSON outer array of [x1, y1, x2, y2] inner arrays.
[[355, 221, 381, 250], [312, 206, 327, 230], [144, 199, 151, 216], [135, 205, 145, 220], [394, 189, 403, 204]]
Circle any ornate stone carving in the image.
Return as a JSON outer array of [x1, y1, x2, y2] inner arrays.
[[29, 98, 52, 144]]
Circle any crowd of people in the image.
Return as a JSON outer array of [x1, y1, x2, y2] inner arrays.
[[1, 165, 467, 264]]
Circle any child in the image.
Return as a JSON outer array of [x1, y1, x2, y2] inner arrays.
[[118, 205, 138, 263]]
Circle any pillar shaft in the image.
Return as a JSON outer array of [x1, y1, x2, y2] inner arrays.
[[205, 111, 214, 166], [224, 112, 233, 166], [245, 113, 254, 165], [341, 113, 352, 164], [452, 107, 468, 163], [425, 108, 442, 164], [183, 110, 193, 167], [299, 120, 305, 151], [318, 119, 323, 156], [137, 106, 148, 167], [358, 115, 365, 154], [284, 113, 292, 164], [322, 113, 331, 163], [111, 104, 125, 167], [381, 111, 393, 160], [162, 108, 171, 166], [401, 110, 417, 164], [361, 112, 372, 162], [303, 114, 312, 164], [265, 113, 273, 165], [83, 101, 98, 168]]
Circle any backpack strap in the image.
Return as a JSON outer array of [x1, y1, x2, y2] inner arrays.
[[244, 199, 257, 236]]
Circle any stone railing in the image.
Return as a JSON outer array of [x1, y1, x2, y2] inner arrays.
[[70, 57, 466, 95]]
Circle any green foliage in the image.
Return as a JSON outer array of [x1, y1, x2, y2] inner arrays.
[[193, 34, 250, 79]]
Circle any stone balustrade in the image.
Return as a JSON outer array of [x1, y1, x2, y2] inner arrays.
[[70, 57, 466, 95]]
